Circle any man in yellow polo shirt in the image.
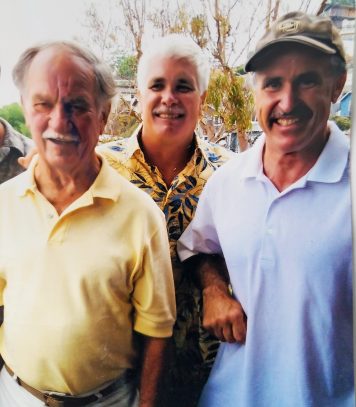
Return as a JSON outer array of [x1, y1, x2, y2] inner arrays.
[[0, 41, 176, 407]]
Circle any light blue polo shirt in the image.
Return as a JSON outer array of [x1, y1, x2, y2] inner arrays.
[[178, 122, 353, 407]]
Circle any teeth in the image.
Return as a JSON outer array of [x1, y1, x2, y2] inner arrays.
[[157, 113, 182, 119], [276, 118, 299, 126]]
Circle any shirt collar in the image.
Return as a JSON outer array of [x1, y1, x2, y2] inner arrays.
[[240, 134, 265, 179], [240, 121, 349, 184], [124, 124, 208, 163], [306, 121, 349, 183], [195, 134, 223, 164], [16, 153, 122, 202]]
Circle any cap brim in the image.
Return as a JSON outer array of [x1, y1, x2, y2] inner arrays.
[[245, 36, 337, 72]]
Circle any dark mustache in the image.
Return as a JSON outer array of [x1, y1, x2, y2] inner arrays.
[[271, 105, 313, 120]]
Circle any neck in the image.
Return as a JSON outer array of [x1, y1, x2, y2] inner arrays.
[[140, 131, 195, 186], [34, 156, 101, 215], [263, 131, 329, 192]]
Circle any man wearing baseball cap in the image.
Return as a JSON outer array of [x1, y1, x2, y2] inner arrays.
[[178, 11, 353, 406]]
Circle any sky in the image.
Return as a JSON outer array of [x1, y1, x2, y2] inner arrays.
[[0, 0, 89, 106]]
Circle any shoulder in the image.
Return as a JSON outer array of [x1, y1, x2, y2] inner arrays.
[[0, 169, 29, 196], [198, 137, 236, 167], [97, 137, 129, 155], [202, 145, 258, 197], [97, 135, 139, 169], [103, 159, 162, 216]]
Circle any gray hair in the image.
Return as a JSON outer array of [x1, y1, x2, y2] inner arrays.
[[137, 34, 210, 95], [329, 54, 347, 76], [12, 40, 117, 107]]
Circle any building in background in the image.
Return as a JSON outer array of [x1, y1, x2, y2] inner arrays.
[[323, 0, 355, 117]]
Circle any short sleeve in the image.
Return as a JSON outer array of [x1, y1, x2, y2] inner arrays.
[[177, 178, 222, 261], [132, 212, 176, 338]]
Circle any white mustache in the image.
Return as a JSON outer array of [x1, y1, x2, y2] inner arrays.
[[42, 131, 79, 143]]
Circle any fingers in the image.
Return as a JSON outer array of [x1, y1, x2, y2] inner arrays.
[[203, 293, 247, 344], [232, 314, 247, 343], [18, 148, 38, 169], [18, 156, 28, 168], [206, 314, 246, 343]]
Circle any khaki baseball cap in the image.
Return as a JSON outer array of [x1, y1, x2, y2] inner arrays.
[[245, 11, 346, 72]]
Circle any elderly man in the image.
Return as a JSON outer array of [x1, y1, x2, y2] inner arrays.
[[178, 11, 353, 407], [100, 35, 234, 406], [0, 41, 175, 407]]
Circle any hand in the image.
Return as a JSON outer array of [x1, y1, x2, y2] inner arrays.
[[202, 285, 247, 343], [18, 147, 38, 169]]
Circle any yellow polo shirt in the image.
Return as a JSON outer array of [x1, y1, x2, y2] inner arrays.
[[0, 155, 176, 395]]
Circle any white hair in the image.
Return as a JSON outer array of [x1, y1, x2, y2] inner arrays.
[[137, 34, 210, 95]]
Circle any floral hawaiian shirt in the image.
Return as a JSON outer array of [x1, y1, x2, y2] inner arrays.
[[99, 125, 234, 406]]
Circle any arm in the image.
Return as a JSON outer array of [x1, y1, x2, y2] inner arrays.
[[185, 254, 247, 343], [138, 335, 169, 407]]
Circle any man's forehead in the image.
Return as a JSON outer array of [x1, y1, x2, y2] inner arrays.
[[27, 47, 95, 83], [254, 46, 329, 75], [146, 56, 197, 79]]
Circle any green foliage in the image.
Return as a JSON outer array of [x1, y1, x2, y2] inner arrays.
[[113, 55, 137, 80], [234, 65, 245, 75], [0, 103, 31, 138], [331, 115, 351, 131], [205, 69, 254, 133], [190, 15, 208, 48]]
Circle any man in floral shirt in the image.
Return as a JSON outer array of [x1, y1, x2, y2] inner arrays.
[[100, 34, 235, 406]]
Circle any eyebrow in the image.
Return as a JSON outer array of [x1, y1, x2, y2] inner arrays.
[[261, 76, 282, 86], [31, 93, 51, 102], [148, 77, 165, 84], [296, 71, 321, 82], [177, 77, 194, 85]]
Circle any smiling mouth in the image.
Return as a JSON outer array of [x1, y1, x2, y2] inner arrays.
[[153, 112, 185, 119], [270, 106, 313, 128], [275, 117, 300, 126], [42, 133, 80, 144]]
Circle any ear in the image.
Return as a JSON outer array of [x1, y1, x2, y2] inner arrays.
[[331, 72, 347, 103], [200, 91, 207, 106], [199, 91, 207, 115], [136, 90, 142, 114], [99, 102, 111, 134]]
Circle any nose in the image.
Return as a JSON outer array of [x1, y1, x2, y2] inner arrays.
[[278, 84, 298, 114], [161, 88, 178, 107], [49, 104, 72, 134]]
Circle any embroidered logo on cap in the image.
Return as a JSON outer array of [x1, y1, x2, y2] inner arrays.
[[278, 20, 301, 33]]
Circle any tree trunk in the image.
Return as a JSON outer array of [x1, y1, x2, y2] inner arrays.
[[237, 131, 249, 152]]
